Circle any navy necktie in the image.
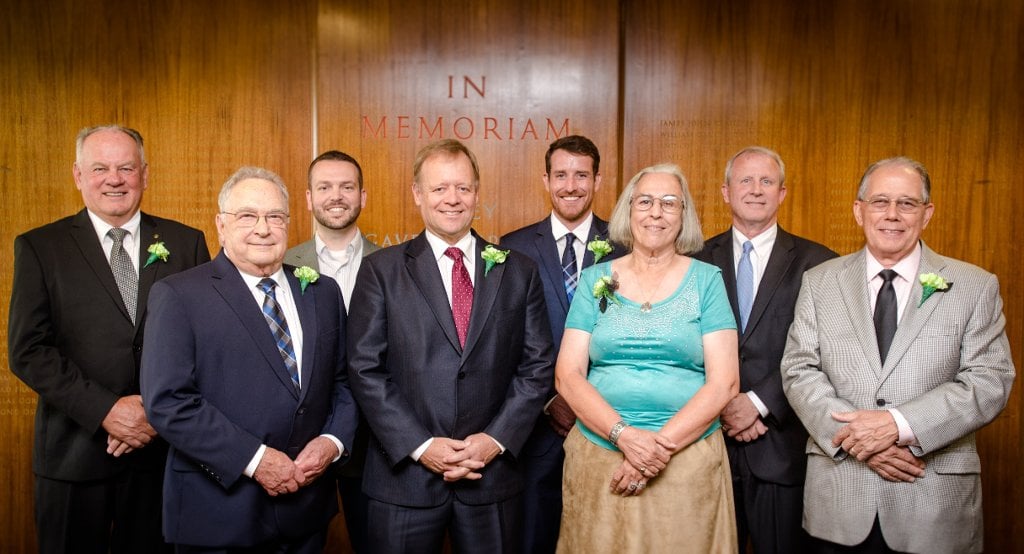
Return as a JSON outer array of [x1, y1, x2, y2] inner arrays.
[[562, 232, 578, 304], [445, 247, 474, 347], [257, 278, 300, 390], [108, 228, 138, 324], [874, 269, 898, 364], [736, 240, 754, 332]]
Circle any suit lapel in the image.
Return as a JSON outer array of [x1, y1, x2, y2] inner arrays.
[[836, 249, 885, 376], [879, 244, 947, 380], [463, 235, 502, 360], [709, 232, 742, 338], [743, 229, 796, 345], [532, 222, 569, 313], [581, 218, 610, 268], [292, 242, 320, 272], [69, 210, 134, 324], [286, 270, 317, 401], [405, 234, 463, 353], [136, 213, 162, 330], [211, 254, 301, 399]]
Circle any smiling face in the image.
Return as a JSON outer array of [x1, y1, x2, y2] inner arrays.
[[722, 152, 786, 237], [73, 128, 148, 227], [630, 172, 684, 254], [544, 149, 601, 228], [854, 163, 934, 267], [307, 159, 365, 231], [216, 178, 289, 276], [412, 151, 478, 245]]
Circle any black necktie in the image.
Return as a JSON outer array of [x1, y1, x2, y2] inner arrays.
[[873, 269, 898, 363]]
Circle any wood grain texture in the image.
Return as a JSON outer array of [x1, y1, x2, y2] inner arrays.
[[2, 0, 1020, 552]]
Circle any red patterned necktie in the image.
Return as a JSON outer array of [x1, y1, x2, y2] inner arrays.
[[445, 247, 474, 347]]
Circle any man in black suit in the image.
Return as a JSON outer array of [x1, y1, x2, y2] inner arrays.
[[347, 139, 554, 553], [500, 134, 620, 554], [8, 125, 210, 553], [141, 166, 357, 552], [695, 146, 836, 554]]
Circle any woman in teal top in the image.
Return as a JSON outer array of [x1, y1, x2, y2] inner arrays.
[[555, 164, 740, 553]]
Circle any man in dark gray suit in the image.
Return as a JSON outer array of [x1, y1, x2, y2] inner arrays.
[[347, 139, 554, 553], [8, 125, 210, 553], [285, 150, 378, 553], [500, 134, 620, 554], [696, 146, 836, 553]]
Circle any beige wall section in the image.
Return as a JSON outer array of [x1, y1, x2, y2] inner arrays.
[[2, 1, 1020, 552]]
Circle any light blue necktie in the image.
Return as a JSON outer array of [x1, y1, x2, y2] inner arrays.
[[736, 240, 754, 333]]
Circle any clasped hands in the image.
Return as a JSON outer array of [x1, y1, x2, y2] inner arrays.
[[719, 394, 768, 443], [831, 410, 925, 482], [420, 433, 501, 482], [610, 427, 676, 497], [253, 436, 340, 496], [102, 395, 157, 457]]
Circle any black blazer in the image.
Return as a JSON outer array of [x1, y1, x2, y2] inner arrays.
[[8, 209, 209, 481], [347, 231, 555, 507], [695, 226, 836, 484], [500, 216, 620, 349]]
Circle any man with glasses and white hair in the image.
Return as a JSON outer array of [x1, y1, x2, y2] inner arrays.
[[8, 124, 209, 553], [782, 157, 1014, 553], [696, 146, 836, 553], [141, 166, 357, 553]]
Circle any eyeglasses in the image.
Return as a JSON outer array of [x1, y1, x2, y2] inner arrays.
[[221, 211, 289, 228], [631, 194, 684, 214], [862, 196, 926, 214]]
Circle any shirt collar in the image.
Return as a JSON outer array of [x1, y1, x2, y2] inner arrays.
[[550, 212, 594, 242], [424, 229, 476, 263], [731, 223, 777, 254], [236, 265, 290, 293], [314, 230, 363, 260], [865, 242, 922, 283], [87, 209, 141, 242]]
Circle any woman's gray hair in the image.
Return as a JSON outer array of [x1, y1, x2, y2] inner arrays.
[[608, 163, 704, 255], [217, 166, 289, 211]]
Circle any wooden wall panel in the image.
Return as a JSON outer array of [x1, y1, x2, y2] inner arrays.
[[314, 0, 623, 247], [0, 0, 317, 551], [623, 1, 1023, 550]]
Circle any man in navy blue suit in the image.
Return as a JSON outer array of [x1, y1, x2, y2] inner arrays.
[[500, 135, 621, 554], [141, 166, 357, 553]]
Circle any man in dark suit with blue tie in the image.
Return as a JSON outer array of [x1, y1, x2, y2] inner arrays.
[[141, 166, 357, 553], [8, 125, 210, 554], [695, 147, 836, 554], [347, 139, 554, 553], [500, 134, 620, 554]]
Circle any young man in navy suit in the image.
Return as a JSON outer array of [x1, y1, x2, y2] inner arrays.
[[141, 167, 357, 553], [8, 125, 209, 553], [348, 139, 554, 553], [500, 135, 621, 554]]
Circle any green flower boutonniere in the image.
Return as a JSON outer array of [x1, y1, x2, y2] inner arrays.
[[918, 273, 951, 306], [593, 274, 620, 313], [144, 241, 170, 268], [481, 245, 509, 276], [587, 237, 614, 263], [294, 266, 319, 294]]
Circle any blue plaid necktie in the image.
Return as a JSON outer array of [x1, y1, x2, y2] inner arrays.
[[257, 278, 300, 390], [562, 232, 578, 304], [736, 240, 754, 332]]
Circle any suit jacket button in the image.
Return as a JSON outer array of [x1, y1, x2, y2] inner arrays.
[[876, 398, 886, 406], [457, 371, 466, 380], [297, 408, 306, 415]]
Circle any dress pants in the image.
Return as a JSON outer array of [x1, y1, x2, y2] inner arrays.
[[518, 418, 564, 554], [730, 442, 808, 554], [367, 494, 522, 554]]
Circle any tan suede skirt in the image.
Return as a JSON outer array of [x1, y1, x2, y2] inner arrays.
[[557, 426, 737, 553]]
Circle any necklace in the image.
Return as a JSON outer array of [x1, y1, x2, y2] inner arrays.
[[634, 259, 671, 313]]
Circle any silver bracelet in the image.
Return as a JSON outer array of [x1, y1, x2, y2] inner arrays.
[[608, 420, 628, 446]]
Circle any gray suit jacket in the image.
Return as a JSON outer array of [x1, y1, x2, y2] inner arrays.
[[284, 234, 380, 273], [782, 242, 1014, 553]]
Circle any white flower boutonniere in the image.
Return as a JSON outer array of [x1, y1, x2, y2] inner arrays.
[[587, 237, 614, 263], [144, 241, 170, 268], [481, 245, 509, 276], [294, 266, 320, 294], [593, 274, 620, 313], [918, 273, 951, 306]]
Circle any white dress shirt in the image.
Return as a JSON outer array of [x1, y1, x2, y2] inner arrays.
[[731, 225, 778, 417], [87, 209, 141, 271], [313, 230, 365, 313]]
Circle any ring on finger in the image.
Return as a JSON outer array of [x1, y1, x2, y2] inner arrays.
[[637, 481, 646, 489], [628, 481, 638, 491], [639, 466, 647, 475]]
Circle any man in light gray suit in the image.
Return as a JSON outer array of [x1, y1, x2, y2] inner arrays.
[[782, 157, 1014, 553], [285, 150, 379, 553]]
